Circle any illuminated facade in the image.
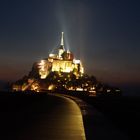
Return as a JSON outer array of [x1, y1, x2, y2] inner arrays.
[[38, 32, 84, 79], [12, 32, 121, 95]]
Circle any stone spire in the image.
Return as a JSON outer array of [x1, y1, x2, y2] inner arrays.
[[58, 32, 65, 58], [60, 32, 65, 50], [61, 32, 64, 46]]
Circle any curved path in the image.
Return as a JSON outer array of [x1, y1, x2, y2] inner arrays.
[[60, 94, 129, 140], [4, 94, 86, 140], [1, 93, 129, 140]]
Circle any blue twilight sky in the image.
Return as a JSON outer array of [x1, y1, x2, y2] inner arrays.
[[0, 0, 140, 86]]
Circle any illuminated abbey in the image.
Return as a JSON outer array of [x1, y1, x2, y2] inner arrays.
[[12, 32, 121, 96], [38, 32, 84, 79]]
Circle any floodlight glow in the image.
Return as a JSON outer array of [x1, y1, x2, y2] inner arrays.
[[73, 59, 81, 64]]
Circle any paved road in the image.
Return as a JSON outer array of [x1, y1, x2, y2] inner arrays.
[[0, 93, 130, 140], [61, 94, 129, 140], [0, 93, 86, 140]]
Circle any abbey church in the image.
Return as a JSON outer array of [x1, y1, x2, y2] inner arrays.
[[37, 32, 84, 79]]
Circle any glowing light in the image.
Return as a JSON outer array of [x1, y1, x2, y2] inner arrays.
[[89, 90, 96, 93], [12, 85, 21, 91], [90, 86, 95, 90], [80, 63, 84, 74], [107, 89, 111, 93], [48, 85, 55, 90], [68, 87, 75, 91], [89, 91, 96, 97], [73, 59, 80, 64], [115, 89, 120, 92], [85, 83, 88, 86], [38, 60, 48, 79], [31, 82, 39, 91], [49, 54, 57, 58], [76, 88, 83, 91]]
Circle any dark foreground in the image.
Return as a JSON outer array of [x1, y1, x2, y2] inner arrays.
[[62, 92, 140, 140], [87, 96, 140, 140], [0, 92, 85, 140], [0, 91, 140, 140]]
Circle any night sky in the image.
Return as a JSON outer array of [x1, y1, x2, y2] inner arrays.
[[0, 0, 140, 87]]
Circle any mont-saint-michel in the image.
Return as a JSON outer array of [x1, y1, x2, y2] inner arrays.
[[12, 32, 121, 96]]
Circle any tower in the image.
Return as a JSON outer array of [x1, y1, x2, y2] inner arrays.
[[58, 32, 65, 58], [61, 32, 64, 47]]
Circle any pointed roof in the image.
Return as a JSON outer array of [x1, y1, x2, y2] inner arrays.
[[59, 32, 65, 50]]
